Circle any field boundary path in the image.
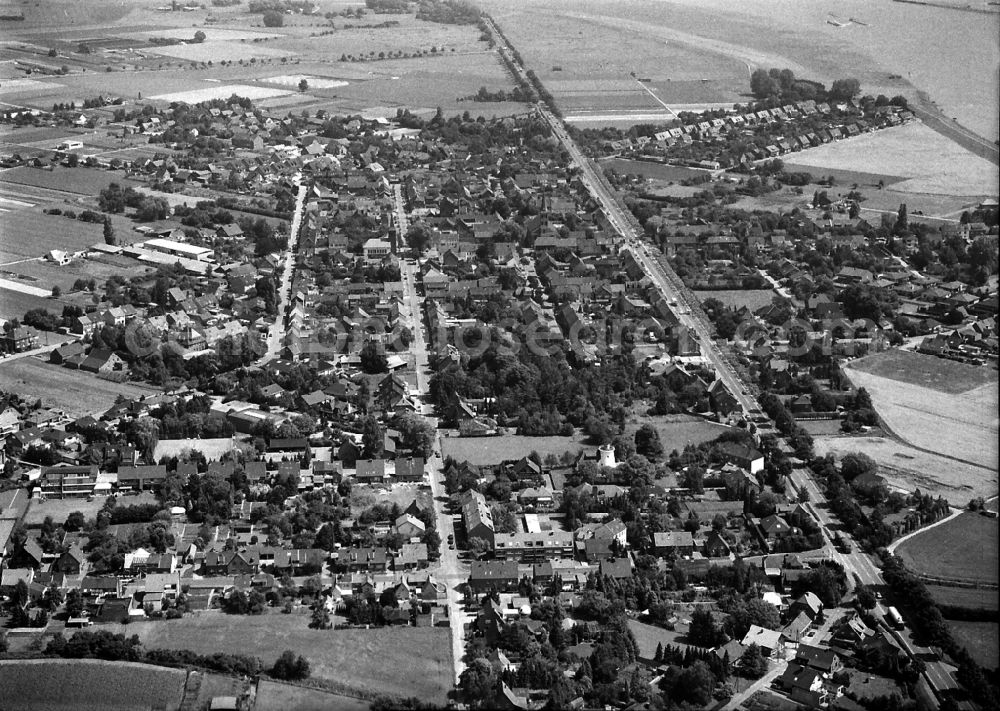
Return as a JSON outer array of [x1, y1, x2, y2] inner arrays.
[[260, 176, 306, 363]]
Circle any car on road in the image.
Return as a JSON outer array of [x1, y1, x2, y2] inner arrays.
[[448, 544, 454, 550]]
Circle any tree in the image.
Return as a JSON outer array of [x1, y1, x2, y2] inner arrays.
[[263, 11, 284, 27], [829, 77, 861, 101], [840, 452, 876, 481], [358, 415, 384, 459], [103, 217, 117, 245], [894, 203, 908, 234], [740, 644, 768, 678], [64, 511, 86, 532], [687, 606, 725, 647], [65, 588, 85, 618], [271, 650, 310, 680], [360, 340, 388, 373], [51, 285, 62, 298], [298, 78, 309, 92], [309, 602, 331, 629], [856, 584, 877, 610], [634, 424, 663, 459], [750, 68, 779, 100], [405, 223, 432, 253], [193, 30, 206, 43]]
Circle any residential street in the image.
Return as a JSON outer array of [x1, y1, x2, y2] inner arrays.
[[260, 177, 306, 363], [400, 252, 469, 687]]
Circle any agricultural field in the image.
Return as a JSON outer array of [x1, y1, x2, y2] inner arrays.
[[0, 659, 186, 711], [441, 433, 589, 465], [779, 122, 997, 197], [843, 352, 998, 472], [153, 438, 243, 463], [0, 166, 124, 196], [813, 435, 997, 502], [927, 585, 1000, 612], [5, 255, 151, 297], [0, 288, 55, 320], [255, 680, 370, 711], [0, 210, 105, 264], [848, 349, 996, 396], [106, 612, 454, 705], [948, 621, 1000, 670], [0, 357, 157, 419], [895, 512, 999, 585]]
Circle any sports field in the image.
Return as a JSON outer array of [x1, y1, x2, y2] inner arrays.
[[895, 513, 999, 585], [106, 612, 453, 705], [843, 351, 998, 472]]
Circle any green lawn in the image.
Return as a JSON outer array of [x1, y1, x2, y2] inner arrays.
[[927, 585, 1000, 612], [107, 612, 453, 704], [627, 619, 694, 660], [896, 513, 999, 585]]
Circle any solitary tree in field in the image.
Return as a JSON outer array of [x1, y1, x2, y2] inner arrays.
[[51, 286, 61, 298], [193, 30, 206, 43], [104, 217, 118, 244], [298, 78, 308, 92]]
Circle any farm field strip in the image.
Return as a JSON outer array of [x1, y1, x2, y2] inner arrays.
[[0, 659, 186, 711]]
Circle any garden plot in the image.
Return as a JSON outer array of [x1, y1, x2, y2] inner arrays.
[[150, 84, 293, 103]]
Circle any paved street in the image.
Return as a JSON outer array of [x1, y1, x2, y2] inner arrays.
[[260, 176, 306, 363], [400, 244, 469, 686]]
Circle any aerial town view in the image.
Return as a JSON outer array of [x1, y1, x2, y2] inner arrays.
[[0, 0, 996, 709]]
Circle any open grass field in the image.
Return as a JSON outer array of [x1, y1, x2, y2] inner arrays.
[[441, 433, 589, 465], [625, 414, 732, 454], [0, 210, 106, 263], [779, 123, 996, 197], [24, 495, 111, 527], [0, 358, 157, 419], [693, 289, 778, 312], [106, 612, 453, 704], [0, 659, 186, 711], [600, 158, 707, 182], [895, 512, 999, 584], [627, 618, 694, 659], [843, 352, 998, 472], [813, 435, 997, 502], [948, 621, 999, 670], [255, 680, 370, 711], [0, 288, 56, 320]]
